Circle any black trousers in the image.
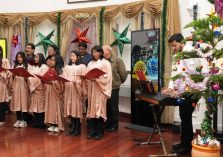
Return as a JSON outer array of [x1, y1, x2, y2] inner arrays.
[[16, 111, 27, 121], [106, 88, 120, 129], [179, 99, 195, 147], [0, 102, 7, 122]]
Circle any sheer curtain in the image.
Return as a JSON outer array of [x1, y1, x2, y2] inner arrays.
[[63, 15, 97, 64]]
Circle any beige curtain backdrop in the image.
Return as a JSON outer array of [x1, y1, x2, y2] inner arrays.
[[60, 12, 98, 59], [0, 18, 24, 60], [60, 17, 74, 58]]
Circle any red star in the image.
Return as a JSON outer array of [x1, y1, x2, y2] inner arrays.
[[71, 28, 92, 44], [12, 34, 18, 47]]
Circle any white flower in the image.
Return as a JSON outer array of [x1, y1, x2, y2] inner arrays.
[[199, 43, 212, 50], [183, 44, 194, 52], [195, 49, 213, 58]]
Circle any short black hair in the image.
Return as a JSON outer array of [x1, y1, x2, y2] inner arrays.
[[168, 33, 184, 43], [91, 45, 104, 60], [26, 43, 35, 50], [78, 42, 87, 49]]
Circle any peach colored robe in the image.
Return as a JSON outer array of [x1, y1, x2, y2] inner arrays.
[[0, 58, 11, 103], [44, 80, 64, 131], [86, 58, 112, 120], [28, 64, 48, 113], [62, 64, 86, 118], [10, 65, 30, 112]]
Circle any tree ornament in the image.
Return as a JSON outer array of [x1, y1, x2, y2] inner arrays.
[[176, 98, 184, 105], [210, 67, 220, 74], [196, 66, 203, 72], [212, 84, 220, 90], [192, 103, 197, 107], [207, 97, 214, 103]]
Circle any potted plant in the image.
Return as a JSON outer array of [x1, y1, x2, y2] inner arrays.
[[171, 12, 223, 157]]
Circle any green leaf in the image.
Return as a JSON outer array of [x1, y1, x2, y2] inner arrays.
[[190, 74, 205, 83], [171, 74, 185, 81]]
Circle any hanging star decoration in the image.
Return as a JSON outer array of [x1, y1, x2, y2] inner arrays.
[[71, 28, 92, 44], [110, 23, 131, 56], [12, 34, 18, 48], [35, 30, 56, 55]]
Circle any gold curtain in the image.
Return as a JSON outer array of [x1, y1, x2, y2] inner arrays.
[[4, 19, 24, 59], [60, 13, 98, 62], [60, 17, 74, 58], [161, 0, 181, 124], [104, 0, 162, 21]]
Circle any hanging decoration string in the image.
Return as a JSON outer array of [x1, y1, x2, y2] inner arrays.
[[161, 0, 167, 87], [24, 17, 28, 45], [99, 7, 105, 46], [140, 12, 144, 30], [57, 12, 61, 51]]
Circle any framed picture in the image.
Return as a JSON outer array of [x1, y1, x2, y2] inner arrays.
[[0, 38, 7, 58], [131, 29, 160, 92], [67, 0, 106, 3]]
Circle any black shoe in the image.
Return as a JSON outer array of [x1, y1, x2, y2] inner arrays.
[[172, 143, 183, 150], [107, 127, 118, 132], [72, 129, 81, 136], [66, 126, 75, 135], [95, 133, 103, 140], [87, 133, 96, 139], [104, 125, 111, 130], [38, 124, 46, 129], [171, 147, 191, 155]]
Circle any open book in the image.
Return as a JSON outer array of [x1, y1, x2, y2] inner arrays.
[[0, 67, 6, 73], [135, 70, 147, 81], [83, 68, 106, 80], [8, 67, 34, 78], [57, 75, 72, 82], [35, 68, 57, 84]]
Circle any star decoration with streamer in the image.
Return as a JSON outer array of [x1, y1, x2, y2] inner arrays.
[[12, 34, 18, 48], [110, 23, 131, 56], [35, 30, 56, 55], [71, 28, 92, 44]]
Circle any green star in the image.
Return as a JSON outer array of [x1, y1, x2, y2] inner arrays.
[[110, 23, 131, 56], [35, 30, 56, 55]]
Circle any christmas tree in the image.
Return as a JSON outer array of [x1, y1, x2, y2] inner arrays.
[[171, 11, 223, 148]]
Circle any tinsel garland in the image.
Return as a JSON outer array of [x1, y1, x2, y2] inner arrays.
[[140, 12, 144, 30], [24, 17, 28, 44], [99, 7, 105, 46], [161, 0, 167, 87], [57, 12, 61, 51], [207, 0, 214, 4]]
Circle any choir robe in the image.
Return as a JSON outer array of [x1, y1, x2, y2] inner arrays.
[[86, 58, 112, 120], [0, 58, 11, 103], [62, 64, 86, 118], [28, 64, 48, 113], [10, 65, 30, 112], [44, 75, 64, 131]]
